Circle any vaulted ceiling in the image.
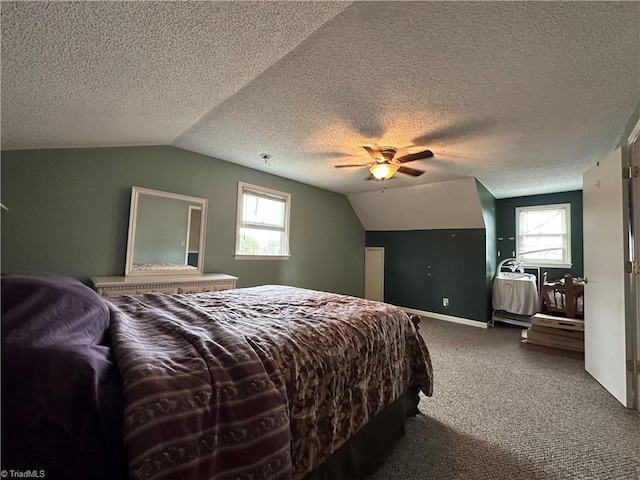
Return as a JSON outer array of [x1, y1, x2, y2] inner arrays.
[[2, 1, 638, 198]]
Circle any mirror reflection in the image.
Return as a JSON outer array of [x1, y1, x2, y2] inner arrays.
[[125, 187, 208, 276]]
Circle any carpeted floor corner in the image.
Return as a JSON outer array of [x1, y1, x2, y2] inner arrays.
[[368, 318, 640, 480]]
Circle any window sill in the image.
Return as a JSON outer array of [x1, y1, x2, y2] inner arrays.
[[234, 254, 291, 261], [523, 262, 572, 269]]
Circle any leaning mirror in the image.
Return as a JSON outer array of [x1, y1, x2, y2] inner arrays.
[[125, 186, 208, 276]]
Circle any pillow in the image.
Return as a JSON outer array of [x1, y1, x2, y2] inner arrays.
[[2, 272, 110, 347]]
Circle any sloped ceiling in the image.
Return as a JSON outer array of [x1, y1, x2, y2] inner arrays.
[[348, 178, 486, 231], [2, 1, 639, 199]]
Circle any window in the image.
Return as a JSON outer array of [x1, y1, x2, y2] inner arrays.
[[235, 182, 291, 259], [516, 203, 571, 267]]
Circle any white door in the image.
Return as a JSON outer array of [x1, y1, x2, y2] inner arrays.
[[583, 148, 631, 407], [364, 247, 384, 301]]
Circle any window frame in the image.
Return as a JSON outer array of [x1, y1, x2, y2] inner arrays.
[[515, 203, 572, 268], [234, 181, 291, 260]]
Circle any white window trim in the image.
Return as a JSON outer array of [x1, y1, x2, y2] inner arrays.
[[235, 181, 291, 260], [515, 203, 572, 269]]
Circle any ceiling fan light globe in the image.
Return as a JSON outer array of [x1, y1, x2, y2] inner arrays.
[[369, 163, 398, 180]]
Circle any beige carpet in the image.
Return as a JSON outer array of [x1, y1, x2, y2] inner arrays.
[[368, 319, 640, 480]]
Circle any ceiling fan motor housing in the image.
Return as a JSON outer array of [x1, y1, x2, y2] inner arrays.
[[376, 147, 397, 163]]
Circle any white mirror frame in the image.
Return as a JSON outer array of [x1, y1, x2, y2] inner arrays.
[[124, 186, 208, 276]]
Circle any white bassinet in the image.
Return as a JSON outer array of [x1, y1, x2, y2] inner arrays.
[[492, 258, 539, 316]]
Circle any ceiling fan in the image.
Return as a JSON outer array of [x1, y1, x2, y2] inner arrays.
[[334, 146, 433, 180]]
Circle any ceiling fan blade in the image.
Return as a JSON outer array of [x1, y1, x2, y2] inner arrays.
[[395, 149, 434, 163], [362, 146, 380, 160], [397, 166, 425, 177], [335, 163, 370, 168]]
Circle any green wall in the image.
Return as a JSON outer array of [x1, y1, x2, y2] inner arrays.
[[495, 190, 583, 280], [1, 146, 365, 296], [365, 180, 497, 323], [366, 229, 489, 322], [364, 189, 583, 323], [477, 180, 497, 320]]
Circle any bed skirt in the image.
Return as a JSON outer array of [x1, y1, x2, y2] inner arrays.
[[304, 386, 420, 480]]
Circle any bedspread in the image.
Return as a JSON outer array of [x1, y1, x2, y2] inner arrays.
[[108, 285, 433, 480]]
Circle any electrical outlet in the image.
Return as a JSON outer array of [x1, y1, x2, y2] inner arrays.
[[443, 297, 449, 307]]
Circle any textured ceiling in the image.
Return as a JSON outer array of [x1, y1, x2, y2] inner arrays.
[[2, 1, 639, 198]]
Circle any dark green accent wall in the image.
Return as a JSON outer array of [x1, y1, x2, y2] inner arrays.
[[1, 146, 365, 295], [476, 180, 497, 319], [365, 189, 582, 322], [366, 229, 489, 322], [495, 190, 583, 280], [365, 180, 497, 323]]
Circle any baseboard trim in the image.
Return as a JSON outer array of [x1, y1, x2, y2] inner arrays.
[[401, 306, 488, 329]]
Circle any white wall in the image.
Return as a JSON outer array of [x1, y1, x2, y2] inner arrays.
[[347, 177, 486, 231]]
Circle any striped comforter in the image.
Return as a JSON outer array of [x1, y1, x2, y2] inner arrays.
[[108, 285, 433, 480]]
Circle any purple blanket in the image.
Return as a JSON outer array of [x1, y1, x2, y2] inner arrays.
[[1, 273, 127, 479]]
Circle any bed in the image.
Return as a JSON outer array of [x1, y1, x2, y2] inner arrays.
[[1, 272, 433, 480], [540, 272, 585, 319]]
